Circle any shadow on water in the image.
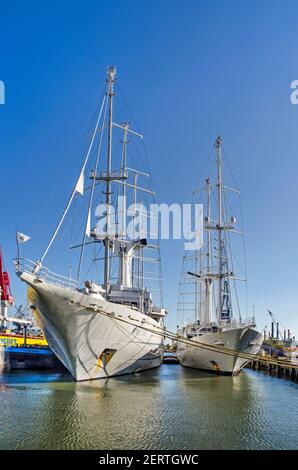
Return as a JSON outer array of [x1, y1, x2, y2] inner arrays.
[[0, 370, 73, 385], [0, 365, 297, 450]]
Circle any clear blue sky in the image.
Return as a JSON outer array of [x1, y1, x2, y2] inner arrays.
[[1, 0, 298, 336]]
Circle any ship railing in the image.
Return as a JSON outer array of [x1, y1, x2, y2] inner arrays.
[[14, 258, 79, 290], [239, 317, 256, 327], [244, 317, 256, 326], [220, 317, 256, 329]]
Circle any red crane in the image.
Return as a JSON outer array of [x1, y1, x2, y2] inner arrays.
[[0, 246, 14, 304]]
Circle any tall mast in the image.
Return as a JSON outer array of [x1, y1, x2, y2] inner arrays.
[[204, 178, 212, 324], [215, 136, 223, 321], [194, 237, 199, 323], [206, 178, 211, 274], [104, 65, 116, 295], [121, 123, 129, 190], [120, 123, 129, 238]]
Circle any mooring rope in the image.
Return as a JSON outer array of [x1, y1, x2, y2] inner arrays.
[[83, 303, 298, 370]]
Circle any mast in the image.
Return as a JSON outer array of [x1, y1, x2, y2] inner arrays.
[[121, 123, 129, 181], [215, 136, 223, 321], [104, 65, 116, 295], [206, 178, 211, 275], [186, 136, 243, 326], [132, 172, 138, 287], [120, 123, 129, 238], [204, 178, 212, 324], [194, 236, 199, 323]]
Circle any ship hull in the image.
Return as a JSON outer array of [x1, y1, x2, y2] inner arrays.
[[19, 272, 164, 381], [177, 327, 263, 375]]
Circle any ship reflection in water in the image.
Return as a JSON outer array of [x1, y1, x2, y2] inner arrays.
[[0, 365, 297, 450]]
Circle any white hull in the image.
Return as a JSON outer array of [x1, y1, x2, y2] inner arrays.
[[177, 326, 263, 375], [19, 272, 164, 381]]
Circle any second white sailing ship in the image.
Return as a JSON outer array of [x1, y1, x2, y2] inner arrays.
[[177, 137, 263, 375]]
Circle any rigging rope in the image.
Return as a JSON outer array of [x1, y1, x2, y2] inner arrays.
[[79, 301, 298, 370], [37, 94, 107, 268]]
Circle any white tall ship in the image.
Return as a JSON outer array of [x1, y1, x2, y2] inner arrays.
[[177, 136, 263, 375], [15, 66, 167, 381]]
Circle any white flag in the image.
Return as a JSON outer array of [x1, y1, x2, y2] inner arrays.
[[75, 171, 84, 196], [17, 232, 31, 244], [86, 209, 91, 237]]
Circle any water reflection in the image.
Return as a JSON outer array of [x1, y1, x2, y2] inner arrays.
[[0, 366, 297, 450]]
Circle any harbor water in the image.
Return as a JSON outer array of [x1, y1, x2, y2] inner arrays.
[[0, 364, 297, 450]]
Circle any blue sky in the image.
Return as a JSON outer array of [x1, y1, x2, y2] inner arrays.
[[1, 0, 298, 336]]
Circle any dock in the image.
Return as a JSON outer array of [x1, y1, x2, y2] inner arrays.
[[247, 357, 298, 383], [1, 345, 65, 371]]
